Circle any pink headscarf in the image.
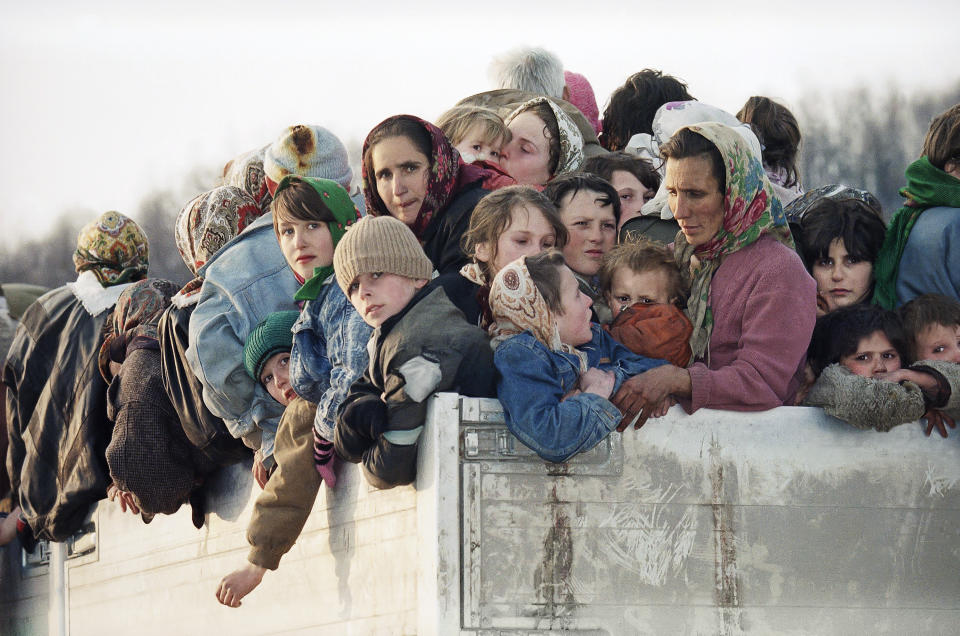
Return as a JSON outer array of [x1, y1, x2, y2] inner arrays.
[[563, 71, 601, 136]]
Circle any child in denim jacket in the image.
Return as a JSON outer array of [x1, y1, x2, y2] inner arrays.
[[334, 216, 496, 489], [489, 250, 668, 463]]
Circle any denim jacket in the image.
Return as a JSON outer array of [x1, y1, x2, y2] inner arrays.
[[494, 324, 667, 463], [289, 279, 372, 441], [185, 213, 299, 463]]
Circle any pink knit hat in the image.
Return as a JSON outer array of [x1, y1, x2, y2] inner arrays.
[[563, 71, 601, 136]]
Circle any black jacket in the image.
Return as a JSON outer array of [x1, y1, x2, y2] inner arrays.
[[421, 181, 489, 276], [4, 286, 112, 541]]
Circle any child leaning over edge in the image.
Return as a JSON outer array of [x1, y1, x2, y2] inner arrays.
[[802, 304, 960, 434], [599, 239, 693, 368], [334, 216, 496, 489], [489, 250, 668, 464]]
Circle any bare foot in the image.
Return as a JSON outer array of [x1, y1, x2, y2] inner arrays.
[[216, 562, 266, 608]]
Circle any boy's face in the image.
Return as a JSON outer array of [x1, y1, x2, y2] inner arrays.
[[915, 322, 960, 363], [558, 189, 617, 278], [260, 352, 295, 406], [555, 265, 594, 347], [455, 124, 504, 164], [277, 216, 334, 280], [605, 267, 674, 320], [348, 272, 428, 328], [840, 330, 901, 378]]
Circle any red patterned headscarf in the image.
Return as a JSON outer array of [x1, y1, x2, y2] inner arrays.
[[98, 278, 179, 382], [362, 114, 484, 240]]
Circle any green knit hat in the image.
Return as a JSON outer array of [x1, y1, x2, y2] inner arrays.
[[243, 310, 299, 380], [333, 215, 434, 295]]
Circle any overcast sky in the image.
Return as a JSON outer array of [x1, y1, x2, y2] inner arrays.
[[1, 0, 957, 246]]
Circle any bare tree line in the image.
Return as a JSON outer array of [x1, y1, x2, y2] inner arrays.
[[2, 82, 958, 288]]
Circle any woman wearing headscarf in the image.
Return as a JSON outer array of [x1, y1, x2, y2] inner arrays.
[[158, 186, 263, 470], [499, 97, 584, 187], [362, 114, 491, 275], [612, 123, 817, 426], [4, 211, 148, 545], [873, 104, 960, 308], [222, 145, 273, 215], [103, 279, 215, 526]]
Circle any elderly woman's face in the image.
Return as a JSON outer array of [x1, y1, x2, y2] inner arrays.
[[665, 155, 725, 247], [500, 111, 553, 186]]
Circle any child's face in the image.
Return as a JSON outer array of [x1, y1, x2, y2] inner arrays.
[[475, 204, 557, 278], [839, 330, 902, 378], [811, 239, 873, 313], [609, 170, 655, 231], [277, 216, 334, 280], [348, 272, 428, 328], [455, 125, 503, 164], [605, 267, 674, 320], [558, 189, 617, 278], [915, 322, 960, 363], [260, 352, 295, 406], [555, 265, 594, 347]]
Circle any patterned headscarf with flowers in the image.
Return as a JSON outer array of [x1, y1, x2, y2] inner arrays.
[[505, 97, 585, 178], [98, 278, 179, 383], [223, 146, 273, 215], [672, 122, 794, 361], [362, 114, 485, 241], [488, 256, 588, 372], [174, 186, 264, 299], [73, 211, 149, 287]]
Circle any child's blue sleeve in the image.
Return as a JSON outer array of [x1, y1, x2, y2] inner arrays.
[[594, 326, 669, 393], [495, 334, 622, 463]]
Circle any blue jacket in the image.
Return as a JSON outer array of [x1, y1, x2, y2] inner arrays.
[[185, 213, 300, 463], [289, 279, 372, 441], [495, 324, 667, 463], [896, 206, 960, 305]]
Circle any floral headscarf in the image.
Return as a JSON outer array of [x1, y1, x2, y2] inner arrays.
[[73, 211, 149, 287], [506, 97, 584, 178], [488, 256, 588, 372], [98, 278, 179, 382], [174, 186, 264, 298], [673, 122, 794, 361], [223, 146, 273, 215], [362, 114, 484, 240]]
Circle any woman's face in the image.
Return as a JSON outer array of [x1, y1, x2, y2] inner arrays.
[[557, 189, 617, 277], [609, 170, 655, 231], [474, 204, 557, 278], [370, 136, 430, 226], [839, 330, 901, 378], [276, 216, 334, 280], [811, 239, 873, 313], [665, 155, 725, 248], [500, 111, 553, 186]]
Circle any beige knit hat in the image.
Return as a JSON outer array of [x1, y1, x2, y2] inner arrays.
[[334, 216, 434, 294]]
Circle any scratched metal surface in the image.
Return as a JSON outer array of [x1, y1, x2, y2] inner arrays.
[[457, 398, 960, 635], [3, 395, 960, 635]]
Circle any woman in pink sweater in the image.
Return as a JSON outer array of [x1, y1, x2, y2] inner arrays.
[[613, 122, 816, 427]]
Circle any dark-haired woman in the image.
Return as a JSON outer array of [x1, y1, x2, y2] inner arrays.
[[362, 115, 490, 275], [610, 123, 816, 424], [795, 188, 886, 315]]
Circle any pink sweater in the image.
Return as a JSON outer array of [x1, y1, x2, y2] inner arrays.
[[683, 236, 816, 413]]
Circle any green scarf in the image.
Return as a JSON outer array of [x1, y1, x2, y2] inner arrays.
[[272, 176, 362, 302], [872, 156, 960, 309]]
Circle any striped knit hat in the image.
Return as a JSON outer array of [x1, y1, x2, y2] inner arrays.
[[333, 216, 433, 295], [243, 310, 299, 380]]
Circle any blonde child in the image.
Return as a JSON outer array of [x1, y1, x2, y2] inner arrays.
[[436, 105, 511, 164], [599, 240, 692, 368], [489, 250, 668, 463]]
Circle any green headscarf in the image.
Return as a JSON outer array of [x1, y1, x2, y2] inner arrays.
[[872, 156, 960, 309], [273, 176, 362, 302], [672, 123, 794, 361]]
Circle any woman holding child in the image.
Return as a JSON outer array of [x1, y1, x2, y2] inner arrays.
[[362, 115, 490, 275], [614, 122, 817, 424]]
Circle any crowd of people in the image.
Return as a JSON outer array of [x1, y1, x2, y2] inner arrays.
[[1, 47, 959, 608]]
